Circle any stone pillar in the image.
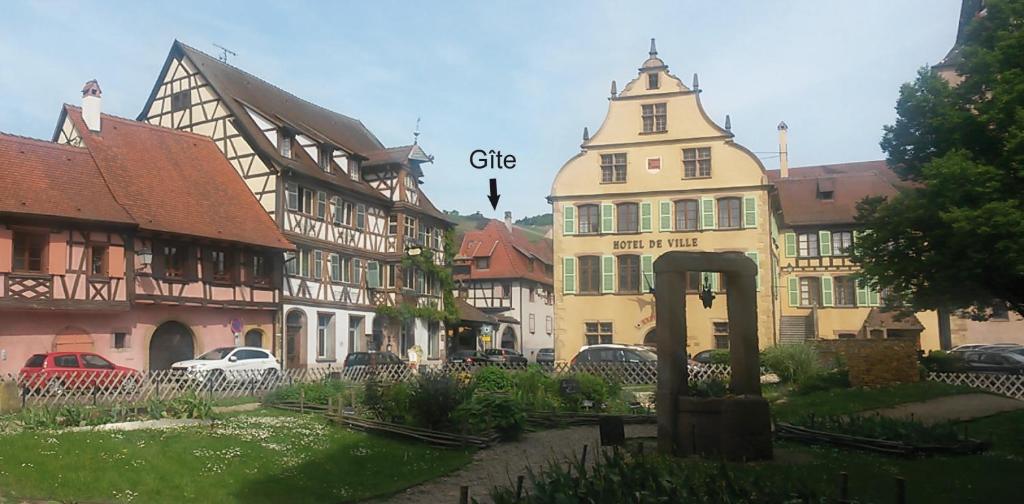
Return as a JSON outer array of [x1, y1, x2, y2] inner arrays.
[[655, 269, 686, 454], [724, 272, 760, 396]]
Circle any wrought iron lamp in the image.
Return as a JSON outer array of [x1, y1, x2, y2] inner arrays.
[[136, 248, 153, 272], [699, 275, 716, 309]]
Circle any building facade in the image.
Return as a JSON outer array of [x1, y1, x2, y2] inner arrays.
[[453, 213, 554, 361], [137, 42, 452, 367], [549, 42, 776, 360], [0, 86, 290, 375]]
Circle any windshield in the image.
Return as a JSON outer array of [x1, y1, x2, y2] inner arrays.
[[633, 349, 658, 361], [24, 354, 46, 368], [198, 348, 234, 360]]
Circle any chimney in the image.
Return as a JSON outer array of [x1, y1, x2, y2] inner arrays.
[[504, 211, 513, 231], [82, 80, 102, 132], [777, 121, 789, 179]]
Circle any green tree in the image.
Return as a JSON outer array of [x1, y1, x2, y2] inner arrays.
[[853, 0, 1024, 321]]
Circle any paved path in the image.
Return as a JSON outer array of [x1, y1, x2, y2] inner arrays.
[[859, 393, 1024, 425], [375, 424, 657, 504]]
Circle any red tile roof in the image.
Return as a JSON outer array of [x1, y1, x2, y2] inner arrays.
[[55, 106, 291, 249], [0, 133, 134, 225], [770, 161, 903, 227], [456, 220, 553, 284]]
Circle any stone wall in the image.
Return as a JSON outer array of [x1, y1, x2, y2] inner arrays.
[[814, 339, 920, 387]]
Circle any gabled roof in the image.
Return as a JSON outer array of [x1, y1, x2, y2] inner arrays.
[[363, 144, 432, 167], [0, 133, 134, 225], [769, 161, 902, 227], [60, 105, 291, 250], [455, 298, 497, 324], [455, 219, 553, 285]]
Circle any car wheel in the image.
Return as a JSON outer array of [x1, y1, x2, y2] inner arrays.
[[120, 375, 141, 394], [45, 378, 65, 396]]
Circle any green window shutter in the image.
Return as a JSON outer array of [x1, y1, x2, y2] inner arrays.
[[869, 289, 881, 307], [745, 251, 760, 291], [821, 275, 834, 307], [856, 278, 869, 306], [743, 196, 757, 228], [601, 203, 614, 233], [787, 277, 799, 307], [366, 261, 380, 289], [819, 230, 832, 257], [711, 272, 720, 292], [563, 205, 576, 235], [701, 197, 715, 229], [641, 255, 654, 292], [601, 255, 615, 293], [563, 257, 576, 294], [784, 233, 797, 257], [640, 202, 653, 232], [659, 200, 672, 231]]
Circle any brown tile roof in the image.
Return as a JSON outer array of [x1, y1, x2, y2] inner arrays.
[[863, 308, 925, 331], [455, 220, 553, 285], [770, 161, 903, 227], [0, 133, 134, 225], [455, 298, 498, 324], [62, 106, 291, 250]]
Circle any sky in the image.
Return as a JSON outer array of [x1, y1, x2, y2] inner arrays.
[[0, 1, 961, 220]]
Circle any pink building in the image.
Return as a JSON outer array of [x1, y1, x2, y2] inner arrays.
[[0, 83, 291, 374]]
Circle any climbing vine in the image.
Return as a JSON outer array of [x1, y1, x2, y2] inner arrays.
[[374, 228, 460, 324]]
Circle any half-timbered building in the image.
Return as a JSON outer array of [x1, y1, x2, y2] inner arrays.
[[0, 83, 291, 374], [453, 213, 554, 361], [137, 41, 452, 367]]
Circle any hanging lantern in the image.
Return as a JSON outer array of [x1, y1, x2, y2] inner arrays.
[[699, 275, 716, 309]]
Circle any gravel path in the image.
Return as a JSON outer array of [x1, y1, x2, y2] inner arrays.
[[858, 392, 1024, 425], [375, 424, 657, 504]]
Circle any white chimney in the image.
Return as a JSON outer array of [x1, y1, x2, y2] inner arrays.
[[777, 121, 789, 179], [504, 211, 513, 231], [82, 80, 102, 132]]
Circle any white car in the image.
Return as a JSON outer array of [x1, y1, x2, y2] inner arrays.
[[171, 346, 280, 385]]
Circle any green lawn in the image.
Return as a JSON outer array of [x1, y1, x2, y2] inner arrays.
[[0, 409, 472, 503], [770, 381, 980, 422]]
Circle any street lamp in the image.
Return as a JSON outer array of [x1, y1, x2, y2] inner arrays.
[[699, 275, 716, 309], [136, 248, 153, 272]]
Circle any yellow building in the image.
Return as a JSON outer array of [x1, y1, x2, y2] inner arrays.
[[549, 41, 776, 359]]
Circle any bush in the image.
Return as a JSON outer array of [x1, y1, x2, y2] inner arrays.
[[793, 368, 851, 395], [761, 344, 822, 384], [455, 392, 526, 440], [796, 413, 961, 445], [472, 366, 515, 393], [169, 392, 213, 419], [512, 366, 562, 411], [369, 381, 411, 424], [263, 379, 349, 406], [690, 378, 729, 398], [920, 350, 964, 373], [408, 373, 466, 430], [709, 349, 731, 365], [559, 372, 617, 412]]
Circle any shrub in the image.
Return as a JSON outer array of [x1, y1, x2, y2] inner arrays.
[[793, 368, 851, 395], [408, 373, 466, 430], [146, 397, 169, 420], [455, 392, 526, 440], [559, 372, 616, 412], [920, 350, 964, 373], [264, 379, 349, 406], [20, 407, 58, 430], [709, 349, 731, 365], [56, 404, 87, 427], [169, 391, 213, 419], [512, 366, 562, 411], [378, 382, 412, 424], [761, 344, 822, 384], [690, 378, 729, 398], [472, 366, 515, 393]]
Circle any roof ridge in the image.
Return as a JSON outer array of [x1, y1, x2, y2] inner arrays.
[[64, 104, 212, 141], [0, 130, 90, 152], [175, 40, 385, 151]]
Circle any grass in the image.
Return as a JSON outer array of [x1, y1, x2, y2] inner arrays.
[[770, 381, 979, 422], [0, 409, 472, 503], [962, 409, 1024, 457]]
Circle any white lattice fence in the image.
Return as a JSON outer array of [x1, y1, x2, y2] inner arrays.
[[928, 371, 1024, 400]]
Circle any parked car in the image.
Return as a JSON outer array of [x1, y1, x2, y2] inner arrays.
[[536, 348, 555, 364], [447, 350, 492, 365], [692, 350, 718, 365], [570, 344, 658, 366], [19, 352, 140, 395], [171, 346, 280, 386], [484, 348, 528, 366], [959, 351, 1024, 374], [343, 351, 403, 369]]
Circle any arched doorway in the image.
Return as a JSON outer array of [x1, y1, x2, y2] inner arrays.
[[53, 326, 94, 352], [643, 328, 657, 347], [149, 321, 194, 370], [285, 310, 306, 369], [244, 329, 264, 348], [500, 326, 517, 350]]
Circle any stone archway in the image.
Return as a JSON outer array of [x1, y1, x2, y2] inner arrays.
[[285, 310, 306, 369], [244, 329, 264, 348], [500, 326, 517, 350], [53, 326, 94, 352], [149, 321, 194, 370]]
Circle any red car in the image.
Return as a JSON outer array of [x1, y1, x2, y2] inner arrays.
[[19, 352, 141, 394]]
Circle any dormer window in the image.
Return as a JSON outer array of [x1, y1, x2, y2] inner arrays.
[[279, 134, 292, 158], [647, 73, 659, 90], [817, 179, 835, 201], [320, 146, 332, 173]]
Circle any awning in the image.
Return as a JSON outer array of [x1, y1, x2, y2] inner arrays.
[[455, 298, 498, 324]]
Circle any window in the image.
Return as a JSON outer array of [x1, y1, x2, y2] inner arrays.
[[404, 216, 417, 240], [170, 90, 191, 112], [799, 277, 822, 307], [316, 192, 327, 219], [82, 354, 114, 369], [798, 233, 819, 257], [675, 200, 699, 231], [356, 204, 366, 229], [388, 215, 399, 235], [284, 251, 297, 275], [647, 158, 661, 172], [577, 204, 600, 234], [641, 103, 667, 133], [578, 256, 601, 294], [161, 245, 187, 278], [683, 147, 711, 178], [502, 282, 512, 299], [600, 153, 627, 183], [584, 322, 613, 345], [476, 257, 490, 270], [299, 249, 310, 277], [386, 264, 396, 288], [713, 322, 730, 349], [90, 245, 108, 277], [331, 197, 342, 225], [209, 249, 231, 282], [12, 232, 46, 273], [717, 198, 741, 229], [616, 203, 638, 233], [286, 184, 299, 211], [647, 73, 659, 89], [54, 355, 79, 368], [316, 313, 334, 360], [319, 147, 332, 172], [280, 135, 292, 158], [342, 202, 354, 226], [312, 250, 323, 279], [113, 332, 128, 350], [329, 253, 341, 282], [302, 188, 314, 215], [353, 258, 363, 286], [832, 231, 853, 256], [529, 314, 536, 334], [251, 254, 270, 285], [834, 276, 856, 306], [341, 256, 352, 283], [546, 315, 553, 334], [618, 255, 640, 293], [428, 322, 440, 359], [686, 271, 701, 292]]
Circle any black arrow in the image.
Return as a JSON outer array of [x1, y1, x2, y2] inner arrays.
[[487, 178, 500, 210]]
